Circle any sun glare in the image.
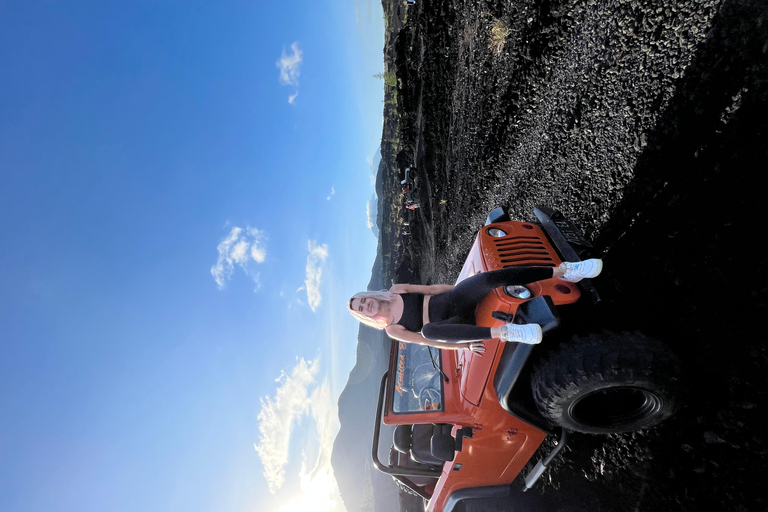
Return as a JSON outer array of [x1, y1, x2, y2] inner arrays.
[[278, 493, 337, 512], [277, 465, 344, 512]]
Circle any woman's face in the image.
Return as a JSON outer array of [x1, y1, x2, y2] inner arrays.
[[350, 296, 379, 318]]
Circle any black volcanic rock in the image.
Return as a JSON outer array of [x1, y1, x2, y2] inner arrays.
[[335, 0, 768, 510]]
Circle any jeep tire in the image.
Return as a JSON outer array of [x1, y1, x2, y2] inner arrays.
[[531, 331, 681, 434]]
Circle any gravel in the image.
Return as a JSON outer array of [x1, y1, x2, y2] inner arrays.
[[391, 0, 768, 509]]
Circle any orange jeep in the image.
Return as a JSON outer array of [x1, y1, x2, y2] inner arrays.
[[372, 207, 680, 512]]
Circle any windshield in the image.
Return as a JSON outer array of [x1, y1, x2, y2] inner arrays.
[[391, 342, 445, 413]]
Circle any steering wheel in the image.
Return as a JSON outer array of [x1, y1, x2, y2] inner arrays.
[[419, 386, 441, 411]]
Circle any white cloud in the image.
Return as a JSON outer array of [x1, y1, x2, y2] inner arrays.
[[247, 227, 267, 263], [277, 42, 303, 104], [368, 148, 381, 186], [366, 194, 379, 238], [210, 227, 241, 288], [231, 239, 250, 264], [278, 469, 343, 512], [210, 226, 267, 291], [304, 240, 328, 312], [275, 378, 345, 512], [308, 382, 339, 463], [326, 187, 335, 201], [254, 358, 319, 494], [351, 0, 374, 33], [253, 358, 345, 512], [277, 42, 303, 85]]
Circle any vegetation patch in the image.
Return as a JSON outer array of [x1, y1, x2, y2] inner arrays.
[[488, 18, 510, 55]]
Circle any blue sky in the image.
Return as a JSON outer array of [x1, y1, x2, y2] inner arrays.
[[0, 2, 384, 511]]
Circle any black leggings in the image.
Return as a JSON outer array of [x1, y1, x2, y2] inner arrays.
[[420, 266, 553, 342]]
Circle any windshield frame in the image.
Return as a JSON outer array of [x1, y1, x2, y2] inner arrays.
[[389, 341, 445, 414]]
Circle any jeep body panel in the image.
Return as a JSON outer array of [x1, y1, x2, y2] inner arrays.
[[372, 372, 547, 512], [373, 208, 602, 512], [382, 220, 580, 427]]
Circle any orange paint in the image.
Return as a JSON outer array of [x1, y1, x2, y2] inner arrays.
[[379, 219, 578, 511]]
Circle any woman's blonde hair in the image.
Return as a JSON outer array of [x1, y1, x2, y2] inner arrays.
[[347, 290, 396, 330]]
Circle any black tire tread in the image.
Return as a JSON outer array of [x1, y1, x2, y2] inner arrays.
[[531, 331, 681, 434]]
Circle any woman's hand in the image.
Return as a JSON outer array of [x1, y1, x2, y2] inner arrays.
[[461, 341, 485, 355], [386, 325, 486, 355]]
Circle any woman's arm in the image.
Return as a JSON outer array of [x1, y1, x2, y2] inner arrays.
[[390, 283, 455, 295], [385, 324, 485, 354]]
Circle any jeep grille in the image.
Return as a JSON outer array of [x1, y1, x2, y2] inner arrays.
[[492, 235, 557, 267]]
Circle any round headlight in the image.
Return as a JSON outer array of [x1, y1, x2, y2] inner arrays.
[[504, 285, 532, 300], [486, 228, 507, 237]]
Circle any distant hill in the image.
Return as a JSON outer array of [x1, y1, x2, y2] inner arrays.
[[331, 1, 413, 511], [332, 153, 400, 512], [368, 149, 382, 238], [330, 324, 398, 512]]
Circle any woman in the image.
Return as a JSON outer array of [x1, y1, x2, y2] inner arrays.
[[348, 259, 603, 354]]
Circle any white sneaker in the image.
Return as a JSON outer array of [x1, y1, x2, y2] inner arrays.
[[558, 259, 603, 282], [500, 323, 543, 345]]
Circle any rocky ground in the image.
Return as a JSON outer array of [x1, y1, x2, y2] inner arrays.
[[388, 0, 768, 510]]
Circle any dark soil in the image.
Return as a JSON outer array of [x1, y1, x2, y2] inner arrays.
[[390, 0, 768, 510]]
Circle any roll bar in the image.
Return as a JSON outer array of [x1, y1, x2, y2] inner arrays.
[[371, 372, 442, 477]]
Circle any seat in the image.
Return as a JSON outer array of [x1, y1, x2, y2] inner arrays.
[[392, 424, 456, 466]]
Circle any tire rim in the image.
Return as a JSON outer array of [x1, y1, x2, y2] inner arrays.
[[570, 387, 664, 429]]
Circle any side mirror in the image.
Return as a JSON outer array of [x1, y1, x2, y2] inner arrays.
[[485, 207, 510, 226]]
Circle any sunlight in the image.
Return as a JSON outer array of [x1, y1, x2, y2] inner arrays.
[[277, 466, 345, 512]]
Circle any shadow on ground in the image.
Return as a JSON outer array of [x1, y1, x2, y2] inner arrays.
[[537, 1, 768, 510]]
